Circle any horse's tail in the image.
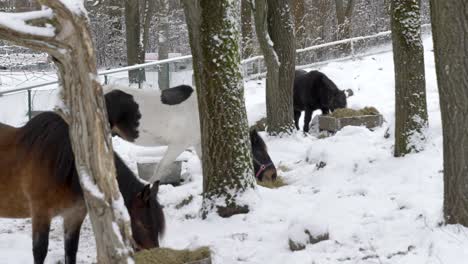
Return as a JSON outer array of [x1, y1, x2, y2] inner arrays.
[[17, 112, 81, 194], [160, 85, 194, 105]]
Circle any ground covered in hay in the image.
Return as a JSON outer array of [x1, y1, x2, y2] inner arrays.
[[2, 36, 468, 264]]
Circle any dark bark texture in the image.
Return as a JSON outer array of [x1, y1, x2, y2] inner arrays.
[[241, 0, 254, 58], [182, 0, 255, 218], [125, 0, 145, 83], [430, 0, 468, 226], [252, 0, 296, 135], [391, 0, 428, 157]]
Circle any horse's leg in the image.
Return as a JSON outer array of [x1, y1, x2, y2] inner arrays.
[[303, 109, 313, 133], [63, 203, 87, 264], [149, 144, 185, 183], [31, 214, 51, 264], [294, 110, 301, 130]]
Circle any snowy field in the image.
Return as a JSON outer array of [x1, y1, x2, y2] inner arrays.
[[1, 36, 466, 264]]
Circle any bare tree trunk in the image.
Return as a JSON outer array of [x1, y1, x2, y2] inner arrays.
[[157, 0, 171, 90], [241, 0, 254, 58], [391, 0, 428, 157], [334, 0, 355, 40], [430, 0, 468, 226], [293, 0, 306, 48], [182, 0, 256, 218], [251, 0, 296, 135], [0, 2, 134, 263], [125, 0, 145, 84], [141, 0, 155, 54]]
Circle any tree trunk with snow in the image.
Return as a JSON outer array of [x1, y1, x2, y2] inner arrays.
[[182, 0, 256, 218], [391, 0, 428, 157], [241, 0, 254, 58], [430, 0, 468, 226], [0, 1, 134, 262], [251, 0, 296, 135], [125, 0, 145, 84]]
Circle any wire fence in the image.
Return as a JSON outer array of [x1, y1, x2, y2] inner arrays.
[[0, 24, 432, 126]]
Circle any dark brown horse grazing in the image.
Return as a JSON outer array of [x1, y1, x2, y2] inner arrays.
[[250, 129, 277, 181], [0, 91, 163, 264]]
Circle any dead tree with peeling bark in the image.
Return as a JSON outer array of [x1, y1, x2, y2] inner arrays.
[[250, 0, 296, 135], [182, 0, 256, 218], [0, 1, 134, 263]]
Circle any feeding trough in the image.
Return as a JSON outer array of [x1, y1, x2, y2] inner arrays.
[[318, 107, 383, 133], [137, 160, 185, 185], [135, 148, 190, 185]]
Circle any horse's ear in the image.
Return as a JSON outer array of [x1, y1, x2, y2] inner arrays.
[[249, 128, 259, 144], [150, 181, 160, 196], [140, 184, 151, 203]]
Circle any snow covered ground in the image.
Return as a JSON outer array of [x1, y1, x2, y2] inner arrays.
[[2, 35, 467, 264]]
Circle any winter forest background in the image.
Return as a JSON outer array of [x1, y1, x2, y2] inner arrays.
[[3, 0, 468, 263], [0, 0, 431, 69]]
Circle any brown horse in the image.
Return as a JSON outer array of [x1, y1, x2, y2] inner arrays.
[[0, 91, 163, 264]]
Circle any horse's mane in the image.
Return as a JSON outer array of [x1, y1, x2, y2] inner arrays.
[[113, 154, 146, 207], [17, 112, 82, 194], [250, 129, 267, 151]]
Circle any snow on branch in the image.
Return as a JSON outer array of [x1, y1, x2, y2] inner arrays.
[[0, 9, 55, 38], [0, 8, 63, 54]]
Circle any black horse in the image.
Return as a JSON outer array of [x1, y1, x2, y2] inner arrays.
[[294, 70, 347, 132]]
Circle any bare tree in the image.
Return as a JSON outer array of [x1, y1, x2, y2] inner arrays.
[[0, 1, 134, 262], [251, 0, 296, 135], [157, 0, 170, 90], [124, 0, 145, 83], [241, 0, 254, 58], [430, 0, 468, 226], [86, 0, 126, 68], [293, 0, 306, 48], [334, 0, 355, 40], [182, 0, 256, 218], [391, 0, 428, 157]]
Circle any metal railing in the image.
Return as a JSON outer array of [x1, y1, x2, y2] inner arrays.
[[0, 24, 432, 125]]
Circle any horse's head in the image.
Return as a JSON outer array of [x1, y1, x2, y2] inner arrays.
[[250, 129, 277, 182], [129, 181, 165, 250], [329, 89, 347, 111], [104, 89, 141, 142]]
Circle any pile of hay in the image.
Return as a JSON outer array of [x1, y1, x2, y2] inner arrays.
[[329, 107, 380, 118], [257, 176, 287, 189], [135, 247, 211, 264]]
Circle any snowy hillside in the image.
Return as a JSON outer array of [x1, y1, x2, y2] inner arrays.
[[1, 36, 466, 264]]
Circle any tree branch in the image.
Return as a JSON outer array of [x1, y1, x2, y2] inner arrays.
[[0, 9, 64, 54]]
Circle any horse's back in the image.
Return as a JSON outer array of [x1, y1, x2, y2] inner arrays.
[[0, 114, 83, 218], [0, 122, 32, 217], [294, 70, 331, 110], [134, 88, 200, 147]]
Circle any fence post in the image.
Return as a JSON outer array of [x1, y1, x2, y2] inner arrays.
[[104, 74, 108, 84], [351, 39, 355, 59], [27, 89, 32, 120]]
